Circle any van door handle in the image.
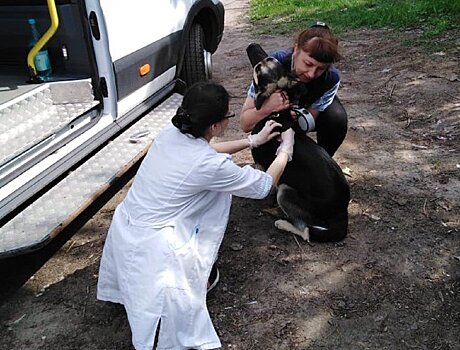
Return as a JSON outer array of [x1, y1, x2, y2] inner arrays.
[[89, 11, 101, 40]]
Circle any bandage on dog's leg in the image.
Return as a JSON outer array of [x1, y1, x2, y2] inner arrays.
[[275, 219, 310, 242]]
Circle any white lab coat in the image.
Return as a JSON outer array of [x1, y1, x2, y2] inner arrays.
[[97, 125, 272, 350]]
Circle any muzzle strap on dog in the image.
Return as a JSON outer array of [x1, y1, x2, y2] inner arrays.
[[293, 108, 316, 132]]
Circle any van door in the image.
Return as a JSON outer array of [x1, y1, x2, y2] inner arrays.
[[98, 0, 192, 117]]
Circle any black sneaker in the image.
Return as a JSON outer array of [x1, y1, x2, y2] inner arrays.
[[207, 264, 220, 293]]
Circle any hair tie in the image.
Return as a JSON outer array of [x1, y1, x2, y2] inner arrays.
[[176, 106, 191, 122], [172, 106, 194, 131]]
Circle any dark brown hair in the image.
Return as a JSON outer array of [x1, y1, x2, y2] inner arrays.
[[171, 81, 230, 138], [295, 26, 342, 63]]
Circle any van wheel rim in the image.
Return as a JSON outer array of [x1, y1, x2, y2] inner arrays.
[[204, 50, 212, 80]]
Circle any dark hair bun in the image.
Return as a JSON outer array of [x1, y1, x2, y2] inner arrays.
[[171, 106, 192, 131], [172, 81, 230, 138]]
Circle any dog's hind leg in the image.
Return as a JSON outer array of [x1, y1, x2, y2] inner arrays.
[[274, 219, 310, 242], [276, 184, 314, 242]]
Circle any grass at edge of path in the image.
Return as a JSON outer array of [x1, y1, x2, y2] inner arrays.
[[248, 0, 460, 50]]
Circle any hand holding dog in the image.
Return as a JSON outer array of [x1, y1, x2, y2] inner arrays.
[[276, 128, 295, 161], [260, 90, 291, 114], [248, 119, 283, 148]]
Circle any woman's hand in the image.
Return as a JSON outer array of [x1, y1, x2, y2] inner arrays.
[[260, 90, 291, 114], [247, 119, 282, 148], [276, 128, 295, 161]]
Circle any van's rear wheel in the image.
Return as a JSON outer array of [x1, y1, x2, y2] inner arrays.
[[181, 23, 212, 86]]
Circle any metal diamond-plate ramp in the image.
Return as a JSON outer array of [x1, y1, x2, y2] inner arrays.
[[0, 93, 182, 258], [0, 79, 97, 166]]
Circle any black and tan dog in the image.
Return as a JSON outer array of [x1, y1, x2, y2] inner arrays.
[[247, 43, 350, 243]]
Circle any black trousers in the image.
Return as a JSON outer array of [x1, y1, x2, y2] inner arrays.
[[315, 96, 347, 157]]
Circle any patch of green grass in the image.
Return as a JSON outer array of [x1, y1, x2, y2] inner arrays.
[[249, 0, 460, 36], [431, 159, 442, 171]]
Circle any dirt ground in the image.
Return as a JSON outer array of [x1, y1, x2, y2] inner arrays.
[[1, 0, 459, 349]]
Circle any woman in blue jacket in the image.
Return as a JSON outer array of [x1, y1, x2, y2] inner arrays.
[[240, 22, 347, 157]]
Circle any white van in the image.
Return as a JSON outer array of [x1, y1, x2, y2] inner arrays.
[[0, 0, 224, 257]]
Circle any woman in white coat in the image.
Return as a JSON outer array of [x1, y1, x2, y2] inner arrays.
[[97, 81, 295, 350]]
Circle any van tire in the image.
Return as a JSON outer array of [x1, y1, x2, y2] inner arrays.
[[181, 23, 211, 86]]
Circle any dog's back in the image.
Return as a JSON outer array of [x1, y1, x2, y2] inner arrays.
[[251, 118, 350, 242]]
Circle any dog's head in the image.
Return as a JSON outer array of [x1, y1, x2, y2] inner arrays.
[[247, 45, 302, 110], [246, 43, 296, 110], [253, 57, 305, 113], [253, 57, 289, 110]]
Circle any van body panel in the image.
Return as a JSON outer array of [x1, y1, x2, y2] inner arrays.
[[0, 0, 225, 249]]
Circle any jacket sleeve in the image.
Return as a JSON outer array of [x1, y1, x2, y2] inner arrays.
[[197, 153, 272, 199], [310, 81, 340, 111]]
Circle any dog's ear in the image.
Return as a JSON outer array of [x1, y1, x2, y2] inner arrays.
[[246, 43, 269, 68]]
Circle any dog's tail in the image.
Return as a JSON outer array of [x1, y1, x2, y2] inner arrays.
[[246, 43, 269, 67], [308, 210, 348, 243]]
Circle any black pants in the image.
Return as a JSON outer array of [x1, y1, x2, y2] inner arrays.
[[315, 96, 347, 157]]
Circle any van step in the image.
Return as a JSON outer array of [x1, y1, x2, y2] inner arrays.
[[0, 79, 97, 166], [0, 93, 182, 258]]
